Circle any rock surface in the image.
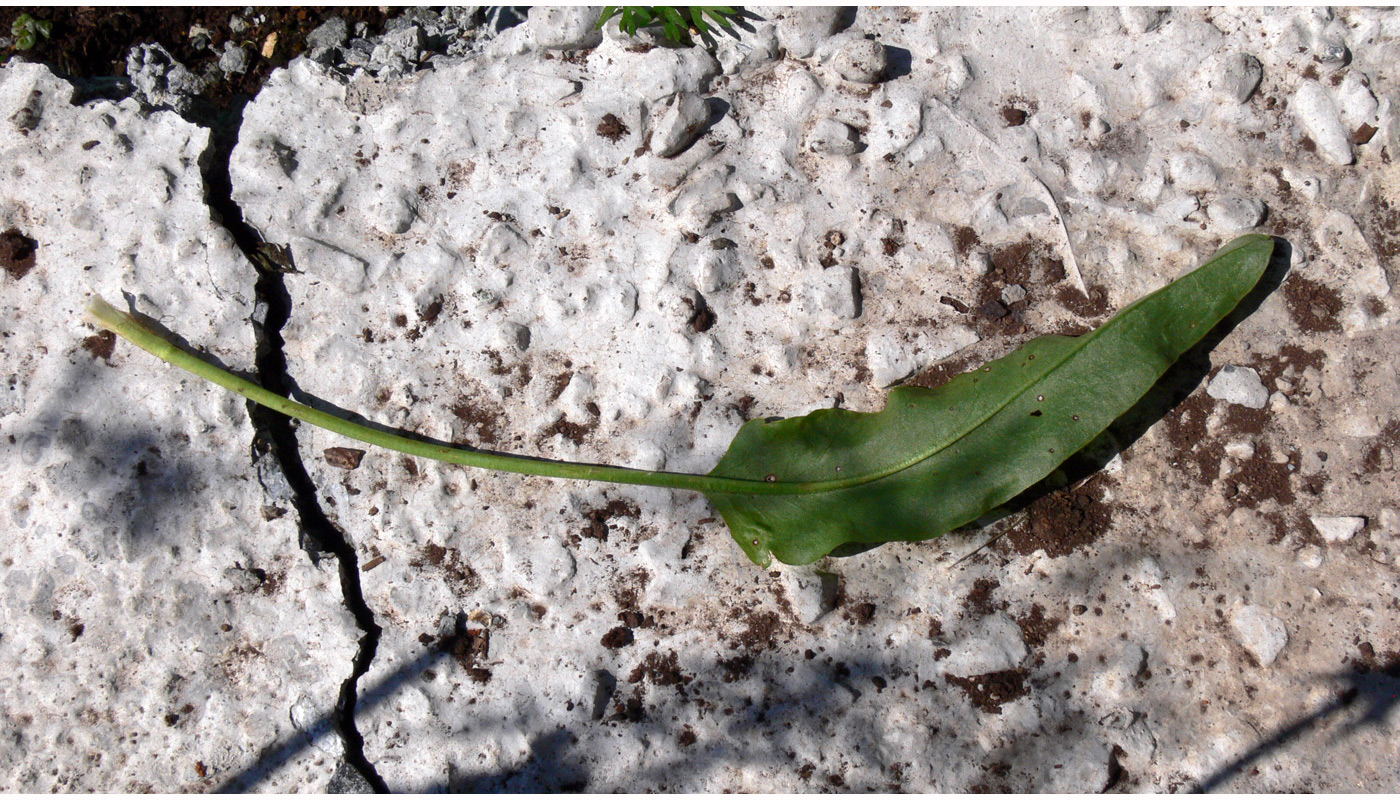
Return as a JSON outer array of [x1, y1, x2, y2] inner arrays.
[[0, 62, 358, 791], [6, 5, 1400, 793]]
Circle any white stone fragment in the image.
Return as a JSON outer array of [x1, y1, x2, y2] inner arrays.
[[1211, 53, 1263, 104], [1207, 194, 1266, 233], [805, 117, 862, 155], [834, 37, 889, 84], [1335, 70, 1379, 129], [1293, 82, 1354, 166], [814, 265, 861, 319], [1168, 152, 1219, 193], [651, 91, 711, 158], [1207, 365, 1269, 408], [779, 568, 830, 624], [1297, 546, 1324, 569], [527, 7, 603, 50], [1158, 194, 1200, 221], [1231, 605, 1288, 666], [1001, 284, 1027, 305], [775, 6, 845, 58], [1224, 441, 1256, 460], [1310, 515, 1366, 543]]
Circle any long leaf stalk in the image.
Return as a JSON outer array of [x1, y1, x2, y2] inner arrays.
[[86, 296, 782, 496]]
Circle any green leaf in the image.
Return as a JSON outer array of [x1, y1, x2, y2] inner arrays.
[[595, 6, 622, 30], [705, 234, 1275, 566]]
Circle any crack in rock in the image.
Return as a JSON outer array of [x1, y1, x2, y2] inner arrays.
[[199, 96, 388, 793]]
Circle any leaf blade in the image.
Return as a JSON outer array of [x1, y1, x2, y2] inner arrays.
[[706, 234, 1275, 566]]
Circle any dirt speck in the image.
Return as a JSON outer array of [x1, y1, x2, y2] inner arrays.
[[596, 113, 629, 142], [628, 650, 692, 687], [946, 668, 1029, 713], [601, 626, 634, 649], [81, 330, 116, 363], [410, 543, 479, 595], [964, 578, 1005, 617], [1, 229, 37, 279], [581, 498, 640, 542], [323, 447, 365, 470], [452, 397, 503, 446], [1015, 603, 1061, 648]]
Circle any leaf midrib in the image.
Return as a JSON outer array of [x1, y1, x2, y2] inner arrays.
[[713, 326, 1096, 497]]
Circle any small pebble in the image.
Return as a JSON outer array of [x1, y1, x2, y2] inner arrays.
[[528, 7, 603, 50], [776, 7, 845, 59], [806, 118, 862, 155], [1207, 195, 1266, 233], [1168, 152, 1219, 193], [834, 38, 889, 84], [1231, 605, 1287, 666], [1207, 365, 1269, 409], [1211, 52, 1263, 104], [651, 92, 712, 158], [1310, 515, 1365, 543], [1293, 82, 1354, 166]]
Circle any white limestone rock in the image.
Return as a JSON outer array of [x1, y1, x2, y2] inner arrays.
[[528, 6, 603, 50], [651, 91, 711, 158], [805, 117, 862, 155], [0, 61, 356, 792], [813, 265, 861, 320], [774, 6, 845, 59], [1208, 365, 1269, 409], [1335, 70, 1379, 130], [1210, 52, 1263, 104], [1231, 605, 1288, 666], [833, 37, 889, 84], [1293, 82, 1354, 166], [1121, 7, 1169, 34], [1168, 152, 1219, 193], [942, 614, 1028, 678], [1207, 194, 1266, 233], [1311, 515, 1366, 543]]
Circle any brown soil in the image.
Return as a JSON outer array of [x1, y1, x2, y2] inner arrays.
[[1000, 475, 1114, 558], [80, 330, 116, 363], [596, 113, 630, 143], [0, 228, 36, 279], [627, 650, 692, 688], [581, 498, 641, 543], [945, 668, 1029, 714], [1282, 276, 1343, 334]]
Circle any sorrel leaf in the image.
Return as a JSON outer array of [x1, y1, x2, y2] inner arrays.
[[89, 234, 1274, 568], [706, 234, 1275, 565]]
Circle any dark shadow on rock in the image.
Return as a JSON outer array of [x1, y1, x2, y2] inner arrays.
[[1195, 653, 1400, 793], [215, 641, 456, 792], [884, 46, 913, 81]]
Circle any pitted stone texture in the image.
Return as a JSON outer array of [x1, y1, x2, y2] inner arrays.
[[228, 7, 1400, 793], [0, 63, 357, 792]]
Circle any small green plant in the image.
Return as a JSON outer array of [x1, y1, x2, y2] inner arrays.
[[88, 235, 1274, 567], [10, 13, 53, 51], [597, 6, 738, 46]]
